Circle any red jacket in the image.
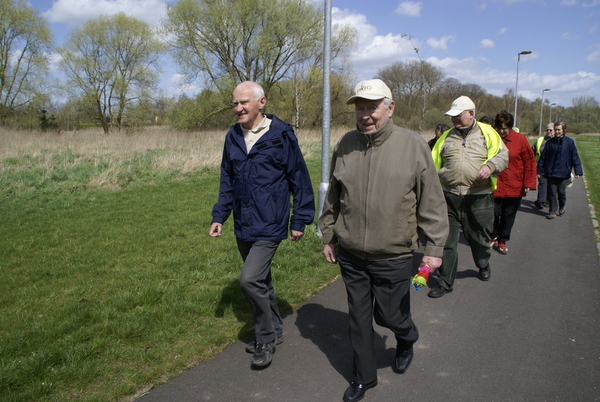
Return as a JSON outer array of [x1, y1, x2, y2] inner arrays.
[[493, 130, 537, 198]]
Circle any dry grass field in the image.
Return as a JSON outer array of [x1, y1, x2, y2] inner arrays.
[[0, 126, 355, 195]]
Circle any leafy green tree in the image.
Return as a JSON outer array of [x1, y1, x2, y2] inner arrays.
[[0, 0, 54, 123], [59, 13, 165, 133], [568, 96, 600, 133], [163, 0, 324, 97]]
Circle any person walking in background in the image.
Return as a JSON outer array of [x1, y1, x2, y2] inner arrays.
[[490, 111, 537, 255], [429, 96, 508, 298], [428, 123, 450, 149], [533, 123, 555, 210], [319, 79, 448, 402], [537, 121, 583, 219], [209, 81, 315, 369], [479, 115, 494, 126]]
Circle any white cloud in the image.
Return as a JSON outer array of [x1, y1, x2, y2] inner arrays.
[[561, 0, 578, 5], [562, 31, 579, 40], [586, 48, 600, 62], [479, 39, 495, 49], [395, 1, 423, 17], [582, 0, 600, 7], [333, 8, 418, 77], [496, 28, 507, 35], [43, 0, 168, 27], [426, 36, 455, 52], [332, 8, 598, 107]]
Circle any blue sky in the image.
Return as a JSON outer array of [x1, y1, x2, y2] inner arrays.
[[28, 0, 600, 107]]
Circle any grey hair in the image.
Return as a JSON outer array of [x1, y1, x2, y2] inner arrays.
[[382, 98, 392, 109]]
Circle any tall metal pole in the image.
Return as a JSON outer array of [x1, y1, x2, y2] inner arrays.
[[549, 103, 556, 124], [538, 89, 550, 137], [318, 0, 332, 228], [513, 50, 532, 129]]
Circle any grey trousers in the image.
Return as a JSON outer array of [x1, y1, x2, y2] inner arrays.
[[236, 239, 283, 344]]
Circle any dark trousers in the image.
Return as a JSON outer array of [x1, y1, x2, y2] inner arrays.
[[547, 177, 569, 215], [536, 175, 548, 204], [236, 239, 283, 344], [437, 192, 494, 290], [338, 246, 418, 384], [492, 197, 522, 243]]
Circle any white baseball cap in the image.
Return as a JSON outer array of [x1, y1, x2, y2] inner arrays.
[[346, 79, 393, 105], [445, 96, 476, 116]]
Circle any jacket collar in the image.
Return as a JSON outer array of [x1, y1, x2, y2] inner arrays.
[[358, 118, 394, 148]]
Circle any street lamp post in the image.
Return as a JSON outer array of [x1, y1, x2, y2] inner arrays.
[[514, 50, 532, 129], [549, 103, 556, 124], [538, 89, 550, 137]]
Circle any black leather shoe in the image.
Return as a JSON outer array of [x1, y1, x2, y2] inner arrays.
[[534, 200, 544, 210], [343, 380, 378, 402], [393, 346, 413, 374], [428, 286, 452, 298], [478, 265, 491, 281]]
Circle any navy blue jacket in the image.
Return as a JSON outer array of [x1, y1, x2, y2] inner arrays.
[[537, 136, 583, 179], [211, 114, 315, 241]]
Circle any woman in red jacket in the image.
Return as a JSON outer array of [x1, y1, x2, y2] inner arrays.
[[490, 111, 537, 254]]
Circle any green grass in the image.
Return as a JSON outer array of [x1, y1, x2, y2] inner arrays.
[[576, 136, 600, 219], [1, 134, 597, 402], [0, 156, 339, 402]]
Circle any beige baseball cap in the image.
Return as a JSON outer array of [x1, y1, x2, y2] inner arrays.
[[346, 79, 393, 105], [445, 96, 476, 116]]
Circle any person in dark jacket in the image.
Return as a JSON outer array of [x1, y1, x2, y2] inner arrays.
[[532, 123, 555, 210], [537, 121, 583, 219], [209, 81, 315, 369], [490, 111, 537, 254], [428, 123, 450, 149]]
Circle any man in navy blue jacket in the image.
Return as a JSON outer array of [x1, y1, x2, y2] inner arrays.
[[209, 81, 315, 368], [537, 121, 583, 219]]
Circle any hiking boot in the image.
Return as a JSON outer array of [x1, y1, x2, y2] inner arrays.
[[246, 334, 283, 353], [251, 341, 275, 368], [496, 242, 508, 254], [546, 214, 556, 220], [558, 207, 566, 216]]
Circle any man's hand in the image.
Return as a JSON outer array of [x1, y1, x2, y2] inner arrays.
[[476, 164, 492, 180], [420, 256, 442, 271], [290, 230, 304, 241], [209, 222, 222, 237], [323, 244, 338, 264]]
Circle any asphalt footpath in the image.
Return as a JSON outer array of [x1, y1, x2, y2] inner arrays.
[[137, 178, 600, 402]]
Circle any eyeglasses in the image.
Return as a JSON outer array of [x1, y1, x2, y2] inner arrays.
[[546, 129, 554, 132]]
